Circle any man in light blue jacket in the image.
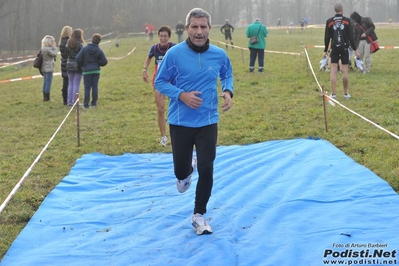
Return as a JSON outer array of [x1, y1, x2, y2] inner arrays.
[[154, 7, 233, 236], [246, 18, 268, 73]]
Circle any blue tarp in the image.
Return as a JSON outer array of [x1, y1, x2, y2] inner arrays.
[[1, 139, 399, 266]]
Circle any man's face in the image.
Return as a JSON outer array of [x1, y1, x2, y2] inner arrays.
[[185, 17, 211, 47], [158, 31, 170, 46]]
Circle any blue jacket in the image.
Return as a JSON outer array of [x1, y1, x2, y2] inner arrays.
[[154, 41, 233, 128], [76, 43, 107, 72]]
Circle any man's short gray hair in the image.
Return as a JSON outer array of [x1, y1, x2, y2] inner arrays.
[[334, 3, 343, 13], [185, 7, 212, 26]]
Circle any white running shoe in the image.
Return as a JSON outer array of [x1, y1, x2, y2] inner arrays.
[[330, 94, 336, 99], [191, 213, 213, 235], [344, 94, 351, 99], [160, 136, 168, 147], [176, 158, 197, 193]]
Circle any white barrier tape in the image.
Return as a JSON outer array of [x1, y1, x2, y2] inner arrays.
[[0, 39, 112, 64], [0, 46, 135, 83], [0, 44, 134, 73], [303, 46, 399, 140], [0, 58, 35, 69], [0, 97, 80, 214], [100, 40, 111, 46], [108, 47, 136, 60], [213, 40, 300, 56], [0, 72, 61, 84], [0, 54, 35, 62]]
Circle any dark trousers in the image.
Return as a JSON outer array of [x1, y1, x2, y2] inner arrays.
[[169, 124, 218, 215], [83, 74, 100, 108], [249, 48, 265, 72], [62, 77, 68, 104]]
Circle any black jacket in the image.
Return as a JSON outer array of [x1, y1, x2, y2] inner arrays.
[[66, 42, 83, 72], [350, 12, 378, 46], [59, 36, 69, 78], [324, 14, 357, 52], [175, 23, 185, 35]]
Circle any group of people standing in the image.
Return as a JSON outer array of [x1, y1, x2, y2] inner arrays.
[[40, 26, 108, 108]]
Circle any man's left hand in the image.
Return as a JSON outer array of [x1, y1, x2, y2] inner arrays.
[[220, 92, 232, 112]]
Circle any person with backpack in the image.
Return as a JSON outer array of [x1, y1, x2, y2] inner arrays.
[[142, 25, 176, 147], [40, 35, 58, 101], [324, 3, 360, 99], [350, 11, 377, 74]]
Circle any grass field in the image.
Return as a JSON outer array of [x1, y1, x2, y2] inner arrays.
[[0, 26, 398, 260]]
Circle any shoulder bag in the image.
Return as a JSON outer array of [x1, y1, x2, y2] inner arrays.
[[250, 25, 262, 44], [357, 23, 379, 53]]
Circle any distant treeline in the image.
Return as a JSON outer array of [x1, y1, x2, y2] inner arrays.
[[0, 0, 397, 54]]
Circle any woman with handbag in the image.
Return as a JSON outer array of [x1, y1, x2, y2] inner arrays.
[[40, 35, 58, 101], [66, 29, 85, 106], [350, 11, 378, 74], [245, 18, 268, 73]]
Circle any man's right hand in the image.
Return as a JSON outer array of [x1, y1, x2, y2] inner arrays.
[[179, 91, 203, 109]]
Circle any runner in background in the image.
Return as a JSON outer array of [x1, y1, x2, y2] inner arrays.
[[142, 26, 176, 146]]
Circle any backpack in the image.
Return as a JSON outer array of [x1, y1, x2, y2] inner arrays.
[[33, 50, 43, 68], [332, 20, 346, 51]]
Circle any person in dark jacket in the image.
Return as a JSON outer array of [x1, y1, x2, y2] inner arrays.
[[76, 33, 108, 109], [350, 11, 377, 73], [324, 3, 360, 99], [58, 26, 72, 105], [220, 19, 234, 49], [66, 29, 85, 106], [175, 21, 185, 43]]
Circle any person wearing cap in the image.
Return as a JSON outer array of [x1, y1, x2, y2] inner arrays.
[[220, 19, 234, 49], [246, 18, 268, 73]]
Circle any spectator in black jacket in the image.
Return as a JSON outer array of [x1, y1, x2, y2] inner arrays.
[[220, 19, 234, 49], [58, 26, 72, 105], [76, 33, 108, 109], [175, 21, 185, 43], [350, 11, 377, 73]]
